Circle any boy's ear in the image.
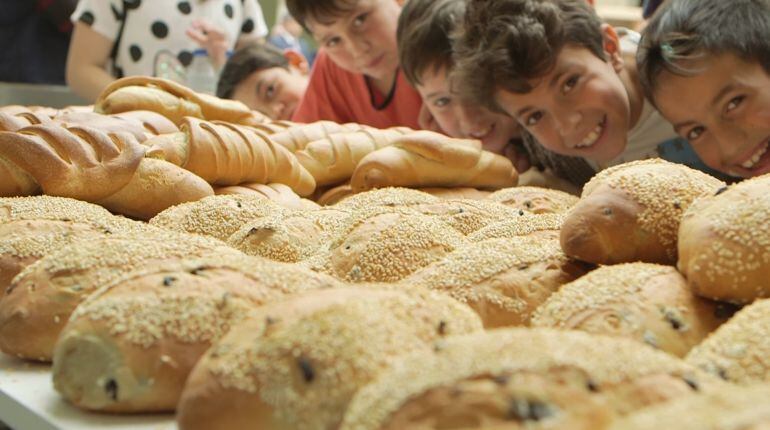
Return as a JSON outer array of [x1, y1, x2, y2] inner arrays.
[[283, 49, 310, 74], [600, 24, 624, 72]]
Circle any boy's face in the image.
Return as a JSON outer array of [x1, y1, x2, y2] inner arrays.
[[416, 65, 520, 154], [654, 53, 770, 178], [306, 0, 401, 83], [493, 40, 632, 163], [232, 66, 309, 120]]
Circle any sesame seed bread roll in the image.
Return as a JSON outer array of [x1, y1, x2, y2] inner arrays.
[[0, 196, 147, 294], [334, 186, 439, 211], [214, 182, 320, 211], [678, 174, 770, 303], [0, 232, 239, 361], [531, 263, 728, 357], [487, 186, 579, 214], [686, 299, 770, 384], [467, 213, 564, 242], [418, 187, 491, 200], [177, 286, 484, 430], [227, 208, 351, 263], [308, 206, 466, 282], [150, 194, 287, 241], [52, 255, 341, 412], [350, 131, 519, 192], [608, 383, 770, 430], [560, 159, 725, 265], [340, 328, 722, 430], [412, 199, 522, 235], [406, 237, 590, 328]]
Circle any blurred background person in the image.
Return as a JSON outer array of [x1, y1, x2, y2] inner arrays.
[[268, 10, 317, 65]]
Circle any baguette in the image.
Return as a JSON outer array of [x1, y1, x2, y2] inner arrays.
[[269, 120, 367, 152]]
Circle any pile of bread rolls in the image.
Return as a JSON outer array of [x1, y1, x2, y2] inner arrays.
[[1, 80, 769, 429]]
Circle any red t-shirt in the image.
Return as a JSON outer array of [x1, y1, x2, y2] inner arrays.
[[291, 51, 422, 129]]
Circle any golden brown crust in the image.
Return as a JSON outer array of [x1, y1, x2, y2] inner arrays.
[[678, 174, 770, 303], [407, 237, 590, 327], [52, 111, 150, 142], [560, 159, 725, 265], [487, 186, 579, 214], [350, 131, 519, 192], [176, 287, 483, 430], [531, 263, 727, 357], [110, 110, 179, 135], [214, 183, 319, 210], [315, 183, 356, 206], [418, 187, 491, 200], [0, 111, 53, 132], [341, 328, 721, 430], [52, 254, 341, 412], [268, 120, 366, 152], [94, 76, 266, 126]]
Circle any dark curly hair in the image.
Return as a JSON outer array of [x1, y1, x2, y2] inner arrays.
[[216, 43, 289, 99]]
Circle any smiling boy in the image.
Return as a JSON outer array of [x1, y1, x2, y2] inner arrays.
[[286, 0, 423, 129], [451, 0, 719, 175]]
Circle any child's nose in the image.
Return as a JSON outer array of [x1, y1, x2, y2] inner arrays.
[[554, 109, 583, 136]]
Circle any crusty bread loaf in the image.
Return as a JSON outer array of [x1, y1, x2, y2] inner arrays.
[[215, 182, 319, 211], [268, 120, 366, 152], [144, 117, 316, 195], [176, 287, 483, 430], [560, 159, 725, 265], [0, 111, 52, 132], [531, 263, 728, 357], [418, 187, 491, 200], [227, 207, 350, 262], [487, 186, 579, 214], [340, 328, 722, 430], [678, 174, 770, 303], [315, 183, 356, 206], [686, 299, 770, 384], [150, 194, 287, 241], [412, 198, 522, 235], [334, 186, 439, 211], [109, 110, 179, 135], [295, 128, 409, 186], [607, 383, 770, 430], [51, 111, 151, 142], [52, 254, 341, 412], [95, 76, 266, 126], [307, 206, 466, 282], [0, 232, 238, 361], [350, 131, 519, 192], [467, 213, 564, 242], [407, 237, 590, 327], [247, 119, 296, 135]]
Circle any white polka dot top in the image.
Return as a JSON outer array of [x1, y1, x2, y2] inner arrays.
[[71, 0, 268, 78]]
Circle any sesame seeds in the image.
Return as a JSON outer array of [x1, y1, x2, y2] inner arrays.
[[334, 187, 439, 211], [487, 186, 578, 214], [412, 199, 521, 235], [467, 213, 564, 242]]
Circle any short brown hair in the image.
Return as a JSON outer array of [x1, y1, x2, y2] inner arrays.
[[452, 0, 605, 113], [286, 0, 359, 32], [397, 0, 465, 87], [216, 43, 288, 99]]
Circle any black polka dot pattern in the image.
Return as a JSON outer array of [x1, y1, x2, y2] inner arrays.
[[177, 1, 192, 14], [125, 0, 142, 10], [114, 66, 125, 78], [178, 50, 193, 67], [151, 21, 169, 38], [129, 45, 143, 62], [241, 19, 254, 33], [224, 3, 234, 19], [79, 11, 95, 26]]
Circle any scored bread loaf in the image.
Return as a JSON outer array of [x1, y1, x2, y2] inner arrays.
[[560, 159, 725, 265], [315, 183, 356, 206], [95, 76, 266, 126], [108, 110, 179, 135], [0, 232, 239, 361], [268, 120, 367, 151], [214, 182, 319, 210], [295, 128, 410, 186], [467, 212, 564, 242], [340, 328, 722, 430], [487, 186, 579, 214], [150, 194, 287, 241], [52, 254, 342, 412], [418, 187, 491, 200], [411, 198, 522, 235], [350, 131, 519, 192], [678, 174, 770, 303], [0, 111, 53, 132], [307, 206, 466, 282], [406, 236, 590, 327], [686, 299, 770, 385], [144, 117, 316, 195], [176, 286, 483, 430], [531, 263, 728, 357], [247, 119, 296, 135]]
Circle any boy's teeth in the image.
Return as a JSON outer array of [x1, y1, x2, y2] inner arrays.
[[575, 122, 604, 148], [741, 143, 769, 169]]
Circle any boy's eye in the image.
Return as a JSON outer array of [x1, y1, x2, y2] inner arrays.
[[562, 75, 579, 93], [353, 13, 368, 27], [525, 111, 543, 127], [265, 84, 276, 100], [433, 97, 451, 108], [725, 95, 745, 113], [686, 126, 705, 141]]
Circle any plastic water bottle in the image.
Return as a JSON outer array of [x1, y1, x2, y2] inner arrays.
[[186, 49, 217, 94]]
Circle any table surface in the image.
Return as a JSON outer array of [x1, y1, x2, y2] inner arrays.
[[0, 353, 175, 430]]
